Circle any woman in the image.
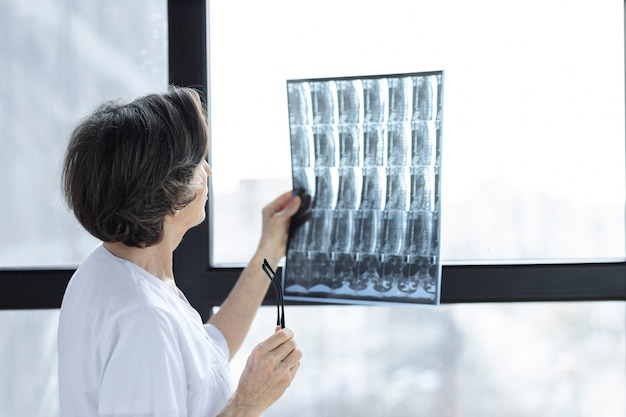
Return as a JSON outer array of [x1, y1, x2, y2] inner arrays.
[[58, 86, 302, 417]]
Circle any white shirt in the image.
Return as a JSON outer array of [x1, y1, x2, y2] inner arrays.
[[58, 244, 233, 417]]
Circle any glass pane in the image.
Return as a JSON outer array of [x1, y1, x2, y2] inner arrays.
[[0, 0, 168, 268], [208, 0, 625, 266], [230, 302, 626, 417], [0, 310, 60, 417]]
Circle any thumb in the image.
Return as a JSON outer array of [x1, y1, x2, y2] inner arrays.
[[282, 195, 302, 217]]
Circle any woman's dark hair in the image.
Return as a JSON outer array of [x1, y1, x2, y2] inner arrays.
[[62, 85, 209, 247]]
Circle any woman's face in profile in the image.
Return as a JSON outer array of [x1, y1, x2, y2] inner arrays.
[[177, 159, 212, 229]]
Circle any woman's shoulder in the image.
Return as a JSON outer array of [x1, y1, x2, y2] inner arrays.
[[67, 244, 139, 297], [62, 244, 178, 321]]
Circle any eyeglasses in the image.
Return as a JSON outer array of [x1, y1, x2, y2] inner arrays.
[[262, 259, 285, 329]]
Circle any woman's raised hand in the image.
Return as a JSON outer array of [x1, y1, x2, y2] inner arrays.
[[257, 191, 301, 266]]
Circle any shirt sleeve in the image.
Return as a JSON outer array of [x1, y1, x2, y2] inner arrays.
[[203, 323, 230, 360], [98, 308, 187, 417]]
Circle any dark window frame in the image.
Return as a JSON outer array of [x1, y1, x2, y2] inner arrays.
[[1, 0, 625, 322]]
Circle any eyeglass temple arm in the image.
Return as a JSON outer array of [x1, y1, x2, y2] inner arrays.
[[262, 264, 281, 326], [263, 259, 285, 328]]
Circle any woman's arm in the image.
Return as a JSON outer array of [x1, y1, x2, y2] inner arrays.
[[208, 191, 301, 358]]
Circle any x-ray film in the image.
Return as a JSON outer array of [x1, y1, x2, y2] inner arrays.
[[284, 71, 444, 306]]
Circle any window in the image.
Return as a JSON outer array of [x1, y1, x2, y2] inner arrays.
[[204, 2, 626, 416], [0, 0, 168, 268], [231, 303, 626, 417], [0, 2, 167, 416], [0, 310, 60, 417], [208, 0, 625, 266]]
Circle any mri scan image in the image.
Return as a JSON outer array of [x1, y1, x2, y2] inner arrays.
[[285, 71, 443, 306]]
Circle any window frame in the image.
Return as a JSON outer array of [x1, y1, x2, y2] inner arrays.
[[1, 0, 625, 322]]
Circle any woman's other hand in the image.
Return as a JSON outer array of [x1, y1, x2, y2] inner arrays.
[[228, 328, 302, 416]]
